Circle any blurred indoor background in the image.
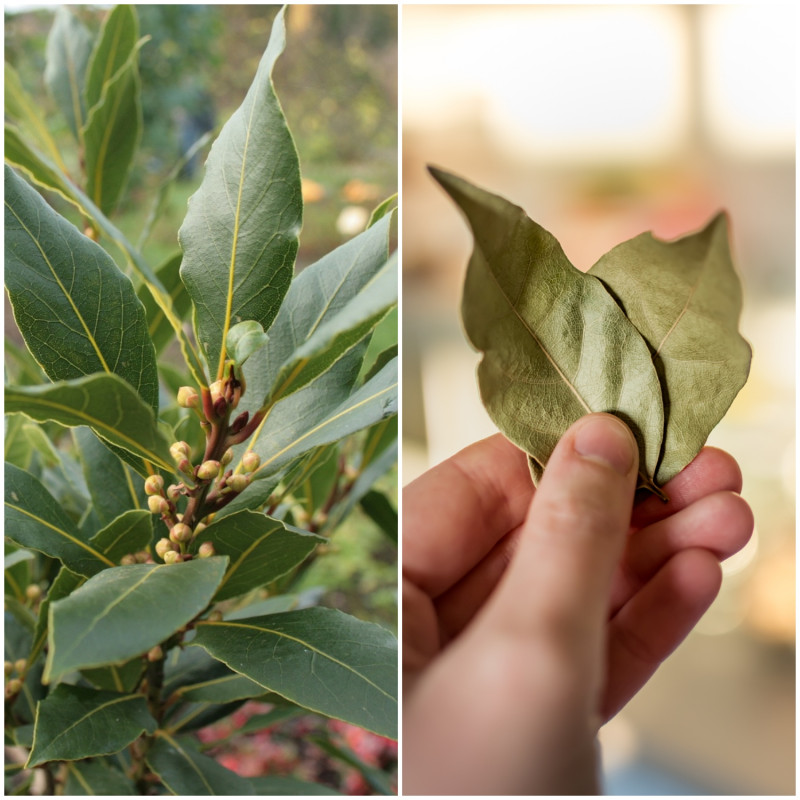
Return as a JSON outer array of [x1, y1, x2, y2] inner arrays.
[[402, 4, 794, 795]]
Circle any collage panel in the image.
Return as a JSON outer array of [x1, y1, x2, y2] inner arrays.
[[4, 4, 398, 796], [401, 3, 794, 797]]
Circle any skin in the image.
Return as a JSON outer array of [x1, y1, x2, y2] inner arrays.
[[403, 413, 753, 795]]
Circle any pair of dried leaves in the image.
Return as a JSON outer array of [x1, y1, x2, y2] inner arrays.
[[431, 168, 751, 499]]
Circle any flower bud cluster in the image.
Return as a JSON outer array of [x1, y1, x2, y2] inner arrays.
[[142, 362, 267, 564]]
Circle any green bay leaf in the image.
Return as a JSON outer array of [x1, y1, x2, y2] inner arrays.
[[27, 684, 156, 767], [44, 557, 228, 683], [4, 165, 159, 412], [589, 212, 751, 483], [432, 168, 665, 492], [4, 462, 113, 578], [191, 607, 398, 738], [191, 509, 323, 602], [179, 6, 302, 380], [82, 39, 144, 216], [84, 4, 139, 113], [5, 375, 174, 475]]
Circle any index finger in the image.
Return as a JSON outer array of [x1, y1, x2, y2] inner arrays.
[[403, 434, 533, 598], [631, 446, 743, 530]]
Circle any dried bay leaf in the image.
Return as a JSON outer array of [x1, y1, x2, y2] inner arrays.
[[589, 212, 751, 484], [430, 168, 667, 497], [432, 168, 751, 498]]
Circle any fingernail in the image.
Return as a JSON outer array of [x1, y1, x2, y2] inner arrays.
[[573, 415, 636, 476]]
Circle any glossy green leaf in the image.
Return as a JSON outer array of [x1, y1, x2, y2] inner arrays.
[[88, 510, 153, 563], [192, 607, 398, 738], [27, 684, 156, 767], [192, 510, 322, 601], [74, 427, 148, 526], [363, 344, 399, 383], [165, 700, 247, 735], [3, 159, 207, 389], [4, 462, 113, 577], [146, 732, 255, 795], [244, 213, 392, 411], [4, 166, 159, 412], [251, 355, 398, 482], [84, 4, 138, 112], [293, 444, 339, 516], [432, 168, 666, 493], [83, 40, 143, 216], [589, 212, 751, 483], [44, 6, 92, 141], [5, 120, 67, 196], [265, 253, 397, 406], [179, 6, 301, 381], [44, 557, 228, 683], [5, 375, 174, 475], [63, 759, 137, 795]]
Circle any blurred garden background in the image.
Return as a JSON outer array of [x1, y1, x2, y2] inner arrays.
[[402, 4, 794, 795], [5, 4, 397, 793]]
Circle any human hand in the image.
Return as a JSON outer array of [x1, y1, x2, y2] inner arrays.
[[402, 413, 753, 795]]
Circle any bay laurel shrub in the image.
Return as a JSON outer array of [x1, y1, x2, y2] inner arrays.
[[4, 5, 398, 795]]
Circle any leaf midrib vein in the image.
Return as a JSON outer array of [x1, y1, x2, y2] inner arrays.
[[487, 260, 590, 413]]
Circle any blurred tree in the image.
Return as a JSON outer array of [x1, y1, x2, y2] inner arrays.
[[136, 5, 223, 175]]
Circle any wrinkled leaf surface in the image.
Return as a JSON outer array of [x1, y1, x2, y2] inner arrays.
[[433, 168, 665, 489], [590, 212, 751, 482]]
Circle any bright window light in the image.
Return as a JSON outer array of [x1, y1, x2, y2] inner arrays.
[[701, 5, 796, 157], [403, 6, 688, 163]]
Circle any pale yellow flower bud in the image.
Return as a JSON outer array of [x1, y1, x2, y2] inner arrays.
[[170, 523, 193, 544], [148, 495, 169, 515], [177, 386, 200, 408], [144, 475, 165, 495], [197, 541, 216, 558], [227, 473, 250, 493], [197, 460, 221, 481], [241, 451, 260, 473]]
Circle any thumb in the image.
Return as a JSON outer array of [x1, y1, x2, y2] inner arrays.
[[482, 413, 639, 655]]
